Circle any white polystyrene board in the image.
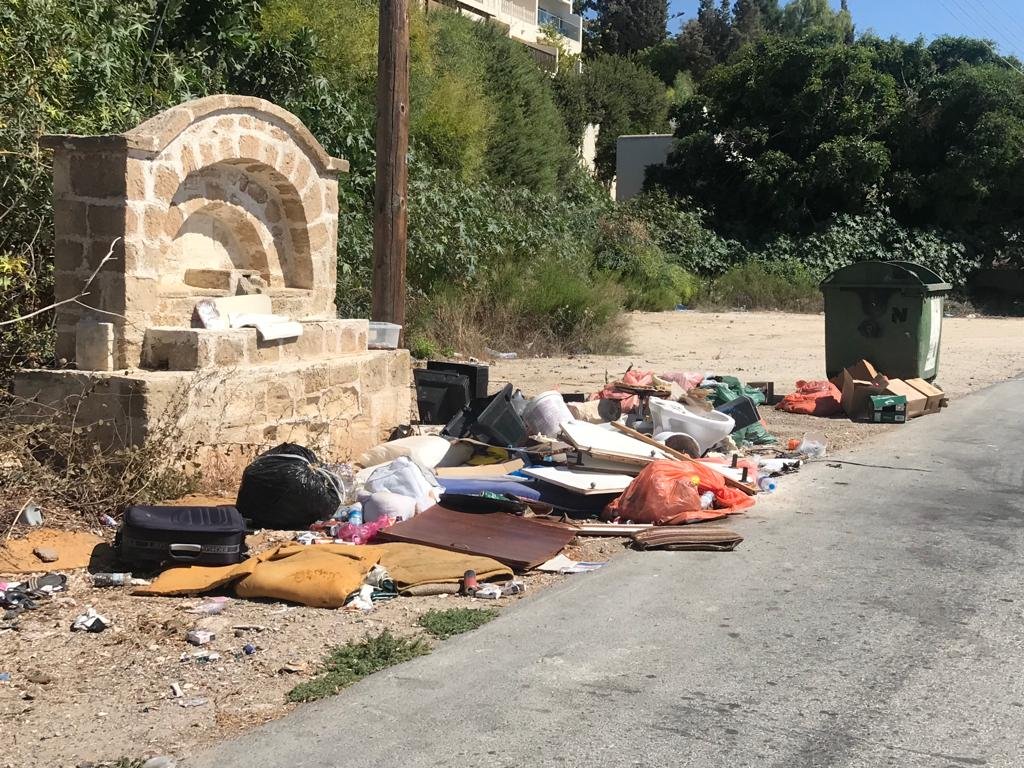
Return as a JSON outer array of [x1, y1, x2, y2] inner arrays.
[[520, 465, 634, 494], [211, 294, 273, 317], [561, 420, 669, 460]]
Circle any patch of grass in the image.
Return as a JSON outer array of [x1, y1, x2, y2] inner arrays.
[[698, 261, 822, 312], [409, 255, 629, 359], [418, 607, 498, 639], [406, 333, 439, 360], [287, 631, 431, 703]]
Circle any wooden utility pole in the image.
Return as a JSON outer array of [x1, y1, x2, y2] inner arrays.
[[371, 0, 410, 330]]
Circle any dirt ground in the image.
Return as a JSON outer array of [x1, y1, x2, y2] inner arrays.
[[1, 527, 626, 768], [4, 309, 1024, 768], [489, 310, 1024, 451]]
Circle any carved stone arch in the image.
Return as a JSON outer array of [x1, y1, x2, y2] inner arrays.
[[41, 95, 347, 368]]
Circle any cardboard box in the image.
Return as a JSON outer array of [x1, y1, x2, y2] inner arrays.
[[884, 379, 928, 418], [868, 394, 907, 423], [905, 378, 944, 415], [884, 378, 944, 418], [839, 360, 890, 419]]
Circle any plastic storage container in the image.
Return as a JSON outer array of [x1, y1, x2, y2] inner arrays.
[[443, 383, 528, 447], [413, 369, 471, 424], [820, 261, 951, 381], [368, 322, 402, 350]]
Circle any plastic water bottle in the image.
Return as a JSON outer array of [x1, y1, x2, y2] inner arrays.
[[757, 476, 777, 493], [348, 507, 363, 526]]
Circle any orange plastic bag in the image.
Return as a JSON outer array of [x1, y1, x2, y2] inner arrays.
[[603, 459, 754, 525], [776, 380, 843, 417]]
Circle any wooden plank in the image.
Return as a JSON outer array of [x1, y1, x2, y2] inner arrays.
[[372, 0, 410, 332], [610, 421, 757, 496]]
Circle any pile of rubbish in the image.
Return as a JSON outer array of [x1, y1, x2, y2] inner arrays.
[[3, 357, 944, 629], [776, 359, 945, 423]]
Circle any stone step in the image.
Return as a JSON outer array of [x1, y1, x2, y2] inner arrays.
[[141, 319, 367, 371]]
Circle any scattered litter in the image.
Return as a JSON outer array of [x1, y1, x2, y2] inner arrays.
[[181, 651, 221, 664], [18, 503, 43, 527], [537, 554, 607, 574], [279, 662, 308, 674], [91, 572, 132, 588], [141, 756, 177, 768], [189, 597, 231, 616], [243, 644, 257, 655], [177, 697, 209, 708], [71, 607, 109, 633], [98, 513, 118, 528], [484, 347, 517, 360], [186, 630, 215, 646], [0, 672, 11, 682], [170, 682, 184, 698]]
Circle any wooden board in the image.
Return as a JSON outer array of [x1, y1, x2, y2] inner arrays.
[[520, 466, 634, 495]]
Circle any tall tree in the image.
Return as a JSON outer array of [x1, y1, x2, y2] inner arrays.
[[587, 0, 669, 56], [733, 0, 781, 44], [779, 0, 853, 43]]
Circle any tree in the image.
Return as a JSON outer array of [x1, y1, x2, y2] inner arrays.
[[586, 0, 669, 56], [733, 0, 781, 44], [572, 55, 670, 182], [779, 0, 853, 44], [650, 37, 899, 236], [674, 0, 739, 80]]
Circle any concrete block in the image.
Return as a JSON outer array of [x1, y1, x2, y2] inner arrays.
[[75, 321, 115, 372]]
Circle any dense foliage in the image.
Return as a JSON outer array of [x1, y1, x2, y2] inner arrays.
[[3, 0, 1024, 380]]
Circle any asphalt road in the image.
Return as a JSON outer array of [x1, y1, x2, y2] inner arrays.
[[187, 378, 1024, 768]]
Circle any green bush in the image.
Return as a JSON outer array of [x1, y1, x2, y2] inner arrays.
[[700, 261, 821, 312]]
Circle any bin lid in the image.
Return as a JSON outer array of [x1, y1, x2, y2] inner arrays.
[[819, 260, 952, 294]]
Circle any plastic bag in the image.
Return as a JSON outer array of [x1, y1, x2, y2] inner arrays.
[[235, 443, 344, 530], [603, 459, 755, 525], [709, 376, 767, 407], [776, 380, 843, 417]]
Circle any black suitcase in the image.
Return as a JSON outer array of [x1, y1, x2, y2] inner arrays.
[[117, 505, 247, 568]]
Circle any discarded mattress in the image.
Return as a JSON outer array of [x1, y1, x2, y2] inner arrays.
[[133, 542, 513, 607], [376, 506, 578, 571], [632, 526, 744, 552]]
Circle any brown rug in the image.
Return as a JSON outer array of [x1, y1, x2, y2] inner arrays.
[[631, 526, 743, 552]]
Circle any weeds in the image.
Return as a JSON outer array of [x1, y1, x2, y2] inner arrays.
[[418, 607, 498, 639], [698, 262, 822, 312], [287, 631, 431, 703], [410, 255, 629, 358], [0, 377, 202, 530]]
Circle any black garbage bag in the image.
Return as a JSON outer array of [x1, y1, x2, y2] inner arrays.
[[235, 443, 343, 530]]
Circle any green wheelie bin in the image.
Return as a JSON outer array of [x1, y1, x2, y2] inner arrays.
[[820, 261, 952, 381]]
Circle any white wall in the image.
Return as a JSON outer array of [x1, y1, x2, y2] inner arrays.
[[614, 134, 675, 203]]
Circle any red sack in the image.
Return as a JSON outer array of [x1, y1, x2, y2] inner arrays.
[[603, 459, 754, 525], [776, 379, 843, 417]]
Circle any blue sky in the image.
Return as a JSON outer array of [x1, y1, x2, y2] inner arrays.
[[668, 0, 1024, 57]]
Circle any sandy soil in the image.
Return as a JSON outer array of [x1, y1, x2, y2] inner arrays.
[[488, 310, 1024, 451], [4, 310, 1023, 767]]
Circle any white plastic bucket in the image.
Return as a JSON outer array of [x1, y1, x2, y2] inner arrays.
[[649, 397, 734, 455], [522, 391, 575, 438]]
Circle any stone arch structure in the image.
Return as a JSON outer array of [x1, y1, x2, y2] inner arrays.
[[42, 95, 349, 369]]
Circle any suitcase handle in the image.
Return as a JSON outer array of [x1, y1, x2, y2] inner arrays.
[[169, 543, 203, 561]]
